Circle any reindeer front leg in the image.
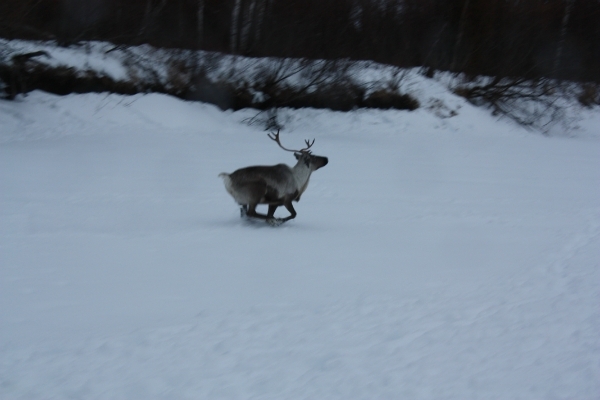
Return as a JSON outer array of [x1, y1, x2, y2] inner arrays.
[[265, 195, 297, 225], [273, 194, 298, 224], [281, 200, 297, 222], [244, 202, 283, 226]]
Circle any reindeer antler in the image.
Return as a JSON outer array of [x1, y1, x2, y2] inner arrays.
[[303, 139, 315, 152], [268, 129, 315, 153], [267, 129, 296, 152]]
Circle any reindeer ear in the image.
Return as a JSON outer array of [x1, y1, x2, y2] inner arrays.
[[294, 152, 302, 160]]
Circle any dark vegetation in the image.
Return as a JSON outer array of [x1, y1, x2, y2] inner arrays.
[[0, 51, 421, 112], [2, 0, 599, 81], [1, 0, 599, 114]]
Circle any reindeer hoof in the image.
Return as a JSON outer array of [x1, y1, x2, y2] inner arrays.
[[240, 205, 248, 218], [267, 218, 284, 227]]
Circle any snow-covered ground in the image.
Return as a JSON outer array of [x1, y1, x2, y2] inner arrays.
[[1, 84, 599, 399]]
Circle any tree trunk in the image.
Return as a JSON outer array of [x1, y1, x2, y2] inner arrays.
[[197, 0, 204, 48], [451, 0, 471, 72], [139, 0, 153, 37], [252, 0, 267, 50], [178, 0, 185, 40], [240, 0, 257, 53], [553, 0, 574, 79], [230, 0, 242, 54], [139, 0, 168, 39]]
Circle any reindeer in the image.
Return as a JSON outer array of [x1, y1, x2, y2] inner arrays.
[[219, 130, 328, 225]]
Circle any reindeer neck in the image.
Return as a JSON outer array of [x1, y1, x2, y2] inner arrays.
[[291, 159, 312, 187]]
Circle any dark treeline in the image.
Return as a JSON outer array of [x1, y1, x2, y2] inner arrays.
[[1, 0, 599, 82]]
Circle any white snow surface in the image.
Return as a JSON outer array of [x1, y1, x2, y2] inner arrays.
[[1, 87, 599, 399]]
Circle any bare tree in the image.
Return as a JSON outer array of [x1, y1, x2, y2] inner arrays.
[[239, 0, 255, 52], [553, 0, 574, 79], [451, 0, 471, 71], [139, 0, 168, 39], [252, 0, 268, 49], [230, 0, 242, 53], [197, 0, 204, 48]]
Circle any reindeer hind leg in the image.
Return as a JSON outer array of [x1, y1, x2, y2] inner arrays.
[[242, 182, 274, 221]]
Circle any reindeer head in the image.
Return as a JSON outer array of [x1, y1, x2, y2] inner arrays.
[[268, 129, 328, 171]]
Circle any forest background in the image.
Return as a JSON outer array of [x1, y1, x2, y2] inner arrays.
[[1, 0, 599, 82]]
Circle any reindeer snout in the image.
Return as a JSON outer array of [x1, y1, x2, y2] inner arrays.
[[314, 156, 328, 169]]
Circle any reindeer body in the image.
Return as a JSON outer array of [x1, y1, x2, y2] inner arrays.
[[219, 132, 328, 225]]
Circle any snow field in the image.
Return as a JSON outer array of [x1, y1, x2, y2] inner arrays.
[[1, 89, 599, 399]]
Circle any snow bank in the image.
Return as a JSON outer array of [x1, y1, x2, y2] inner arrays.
[[1, 77, 599, 398]]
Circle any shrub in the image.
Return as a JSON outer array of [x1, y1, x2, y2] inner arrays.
[[362, 89, 420, 110], [578, 83, 599, 108]]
